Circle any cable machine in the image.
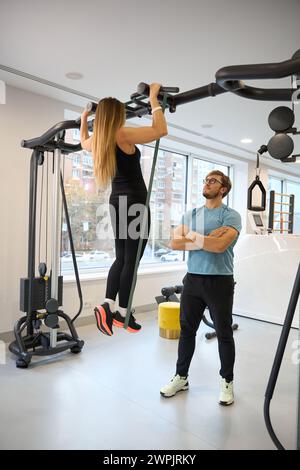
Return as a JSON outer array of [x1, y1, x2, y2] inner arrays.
[[9, 127, 85, 368]]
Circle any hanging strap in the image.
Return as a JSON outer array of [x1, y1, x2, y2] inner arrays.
[[247, 150, 267, 212], [124, 94, 168, 329], [60, 170, 83, 323]]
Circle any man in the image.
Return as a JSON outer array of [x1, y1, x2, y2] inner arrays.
[[160, 171, 242, 405]]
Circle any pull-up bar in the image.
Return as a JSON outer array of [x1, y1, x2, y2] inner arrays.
[[22, 50, 300, 152], [83, 50, 300, 123]]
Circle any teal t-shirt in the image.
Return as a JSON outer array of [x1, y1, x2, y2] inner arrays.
[[181, 204, 242, 275]]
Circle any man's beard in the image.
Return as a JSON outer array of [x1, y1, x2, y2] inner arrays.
[[203, 189, 220, 200]]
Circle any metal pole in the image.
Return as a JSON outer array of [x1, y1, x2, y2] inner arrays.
[[264, 262, 300, 449], [50, 148, 62, 347], [297, 303, 300, 450], [26, 150, 40, 336]]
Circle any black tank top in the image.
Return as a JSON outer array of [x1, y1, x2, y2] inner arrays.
[[111, 144, 147, 196]]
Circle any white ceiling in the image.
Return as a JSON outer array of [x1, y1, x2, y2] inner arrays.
[[0, 0, 300, 171]]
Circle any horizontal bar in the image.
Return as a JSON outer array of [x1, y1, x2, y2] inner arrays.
[[57, 140, 82, 154], [274, 211, 292, 215], [229, 87, 293, 101], [86, 101, 97, 113], [173, 83, 228, 107], [22, 120, 80, 149], [136, 83, 180, 96], [22, 51, 300, 150]]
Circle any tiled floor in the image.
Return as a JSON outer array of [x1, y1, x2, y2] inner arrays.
[[0, 311, 299, 450]]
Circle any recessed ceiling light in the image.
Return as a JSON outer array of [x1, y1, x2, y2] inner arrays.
[[201, 124, 213, 128], [65, 72, 83, 80], [241, 138, 253, 144]]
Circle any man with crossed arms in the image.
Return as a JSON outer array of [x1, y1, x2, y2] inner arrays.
[[160, 171, 242, 405]]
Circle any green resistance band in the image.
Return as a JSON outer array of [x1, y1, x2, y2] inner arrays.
[[124, 93, 168, 329]]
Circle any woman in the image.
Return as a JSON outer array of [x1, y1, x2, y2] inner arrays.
[[80, 83, 168, 335]]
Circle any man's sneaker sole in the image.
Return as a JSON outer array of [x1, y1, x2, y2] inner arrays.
[[94, 306, 113, 336], [160, 384, 189, 398], [113, 319, 141, 333], [219, 398, 234, 406]]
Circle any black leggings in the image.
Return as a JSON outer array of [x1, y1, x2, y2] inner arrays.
[[105, 193, 151, 308], [176, 273, 235, 381]]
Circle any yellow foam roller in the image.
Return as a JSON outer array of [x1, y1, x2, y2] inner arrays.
[[158, 302, 181, 340]]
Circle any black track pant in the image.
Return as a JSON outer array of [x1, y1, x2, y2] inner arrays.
[[176, 273, 235, 381], [105, 193, 151, 308]]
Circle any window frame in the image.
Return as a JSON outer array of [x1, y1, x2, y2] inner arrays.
[[268, 172, 300, 234]]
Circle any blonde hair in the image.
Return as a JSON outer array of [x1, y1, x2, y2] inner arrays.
[[92, 97, 125, 188]]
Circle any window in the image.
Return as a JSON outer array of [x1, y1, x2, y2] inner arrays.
[[82, 169, 93, 178], [61, 119, 114, 274], [268, 176, 283, 232], [139, 146, 186, 264], [82, 154, 93, 166], [173, 161, 182, 170], [286, 181, 300, 233], [172, 181, 183, 191], [268, 176, 282, 194], [72, 128, 81, 142], [73, 154, 81, 166], [268, 175, 299, 234], [61, 111, 233, 273], [72, 169, 80, 179]]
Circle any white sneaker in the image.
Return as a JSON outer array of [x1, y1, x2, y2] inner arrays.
[[160, 374, 189, 398], [219, 378, 234, 406]]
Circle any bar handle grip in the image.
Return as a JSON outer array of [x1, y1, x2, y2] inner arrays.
[[85, 101, 98, 114], [137, 82, 179, 96]]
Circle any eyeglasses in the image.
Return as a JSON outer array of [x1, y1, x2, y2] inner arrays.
[[203, 177, 223, 185]]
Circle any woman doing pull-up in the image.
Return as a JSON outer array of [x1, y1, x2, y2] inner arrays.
[[80, 83, 168, 335]]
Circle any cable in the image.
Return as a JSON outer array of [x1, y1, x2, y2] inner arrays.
[[264, 399, 284, 450], [46, 152, 49, 268], [60, 170, 83, 323], [38, 154, 44, 265]]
